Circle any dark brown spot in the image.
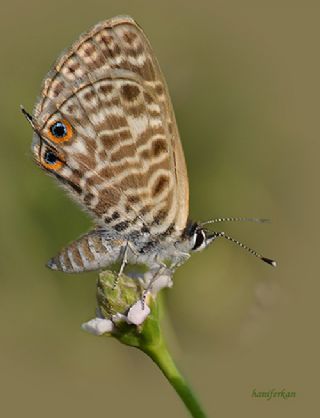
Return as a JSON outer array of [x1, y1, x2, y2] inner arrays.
[[112, 211, 120, 220], [83, 192, 94, 206], [122, 31, 138, 45], [141, 225, 150, 233], [98, 83, 113, 95], [152, 175, 169, 197], [152, 139, 167, 157], [98, 166, 115, 180], [75, 154, 96, 170], [127, 103, 144, 117], [102, 97, 121, 108], [98, 150, 107, 161], [155, 84, 164, 95], [121, 84, 140, 101], [153, 209, 167, 224], [128, 195, 140, 204], [141, 149, 150, 160], [127, 44, 144, 58], [94, 189, 120, 216], [110, 44, 121, 57], [67, 62, 80, 74], [149, 109, 161, 118], [164, 223, 175, 236], [82, 43, 95, 56], [100, 34, 121, 58], [100, 33, 113, 46], [143, 92, 153, 104], [84, 90, 96, 103], [140, 204, 152, 216], [110, 142, 136, 162], [65, 104, 75, 114], [139, 59, 156, 81], [136, 126, 165, 148], [114, 221, 129, 232], [51, 81, 65, 97], [100, 133, 119, 149], [85, 175, 103, 188], [118, 157, 170, 192], [105, 114, 127, 129], [54, 172, 82, 195]]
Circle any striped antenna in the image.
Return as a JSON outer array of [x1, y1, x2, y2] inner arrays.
[[213, 231, 277, 267], [201, 217, 270, 226]]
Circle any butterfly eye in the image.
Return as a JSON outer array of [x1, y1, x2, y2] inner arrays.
[[47, 119, 73, 143], [42, 149, 63, 171], [192, 229, 206, 252]]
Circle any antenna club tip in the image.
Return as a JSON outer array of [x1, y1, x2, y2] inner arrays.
[[262, 257, 277, 267]]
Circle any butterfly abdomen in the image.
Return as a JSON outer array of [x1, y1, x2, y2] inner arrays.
[[47, 230, 124, 273]]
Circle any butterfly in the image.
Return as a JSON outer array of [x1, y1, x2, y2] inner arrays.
[[22, 15, 276, 282]]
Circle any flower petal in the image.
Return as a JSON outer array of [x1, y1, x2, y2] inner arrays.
[[81, 317, 114, 335], [127, 299, 151, 325]]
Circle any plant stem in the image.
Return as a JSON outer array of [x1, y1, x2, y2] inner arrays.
[[99, 274, 208, 418], [142, 341, 207, 418]]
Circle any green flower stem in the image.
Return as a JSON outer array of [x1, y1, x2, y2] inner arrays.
[[98, 272, 207, 418], [142, 338, 207, 418], [115, 296, 206, 418]]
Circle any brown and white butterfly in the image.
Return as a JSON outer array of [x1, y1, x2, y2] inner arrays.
[[22, 15, 275, 280]]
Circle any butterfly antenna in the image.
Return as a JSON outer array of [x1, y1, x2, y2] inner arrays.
[[213, 231, 277, 267], [20, 105, 36, 130], [201, 217, 270, 226]]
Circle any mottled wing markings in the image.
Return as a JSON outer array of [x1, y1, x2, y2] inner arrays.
[[33, 16, 189, 236]]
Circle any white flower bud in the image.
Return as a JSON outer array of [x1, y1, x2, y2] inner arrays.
[[81, 318, 114, 335], [127, 298, 151, 325]]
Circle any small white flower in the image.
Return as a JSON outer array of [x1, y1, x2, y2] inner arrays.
[[127, 298, 151, 325], [81, 317, 114, 335]]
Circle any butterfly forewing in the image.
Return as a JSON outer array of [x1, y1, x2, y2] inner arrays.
[[33, 16, 189, 237]]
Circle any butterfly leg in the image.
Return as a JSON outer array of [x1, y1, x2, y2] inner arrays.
[[112, 241, 129, 289], [140, 251, 191, 306], [141, 263, 169, 308]]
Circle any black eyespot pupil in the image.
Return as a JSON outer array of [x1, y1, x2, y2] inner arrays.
[[192, 230, 205, 250], [50, 122, 67, 138], [44, 151, 57, 165]]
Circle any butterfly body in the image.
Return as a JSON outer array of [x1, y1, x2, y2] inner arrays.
[[47, 222, 215, 273]]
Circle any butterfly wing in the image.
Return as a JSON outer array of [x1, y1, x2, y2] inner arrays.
[[32, 16, 189, 237]]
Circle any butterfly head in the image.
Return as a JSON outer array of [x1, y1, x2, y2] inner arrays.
[[184, 218, 277, 267], [185, 222, 217, 253]]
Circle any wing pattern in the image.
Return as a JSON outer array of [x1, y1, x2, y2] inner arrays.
[[33, 16, 189, 237]]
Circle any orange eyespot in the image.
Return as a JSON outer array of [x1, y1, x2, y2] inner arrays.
[[47, 119, 73, 143], [42, 149, 63, 171]]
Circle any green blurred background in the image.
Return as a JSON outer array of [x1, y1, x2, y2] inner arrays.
[[0, 1, 318, 417]]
